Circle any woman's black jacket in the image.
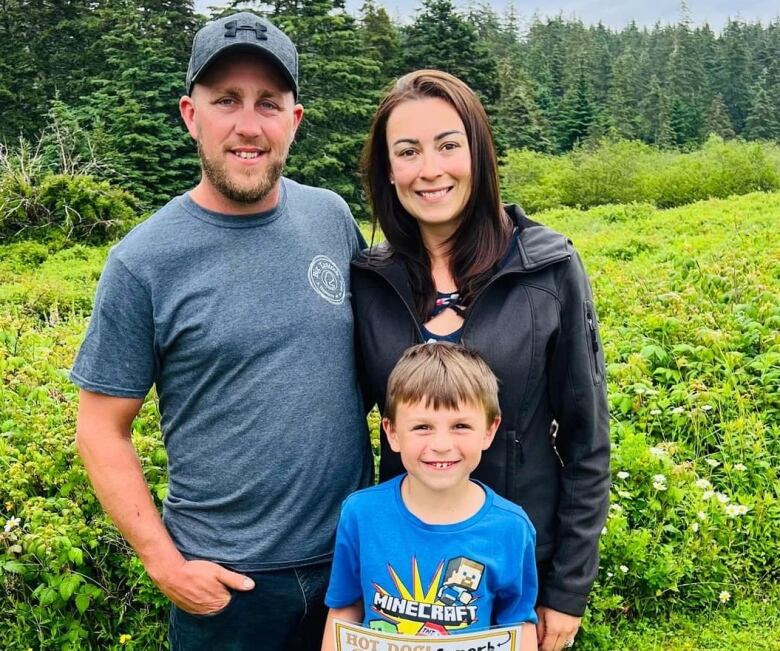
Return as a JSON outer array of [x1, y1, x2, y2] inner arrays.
[[350, 205, 610, 617]]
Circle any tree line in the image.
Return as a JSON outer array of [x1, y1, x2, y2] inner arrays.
[[1, 0, 779, 216]]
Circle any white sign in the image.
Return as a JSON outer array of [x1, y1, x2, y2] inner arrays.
[[333, 619, 521, 651]]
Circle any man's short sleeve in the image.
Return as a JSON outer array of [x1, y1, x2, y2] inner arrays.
[[70, 250, 156, 398], [324, 499, 362, 608]]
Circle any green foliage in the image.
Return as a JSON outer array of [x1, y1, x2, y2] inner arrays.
[[0, 310, 169, 648], [0, 118, 140, 246], [270, 0, 382, 216], [399, 0, 500, 107], [502, 137, 780, 211], [538, 190, 780, 648], [2, 188, 779, 647]]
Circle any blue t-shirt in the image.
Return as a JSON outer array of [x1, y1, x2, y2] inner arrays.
[[325, 475, 538, 635]]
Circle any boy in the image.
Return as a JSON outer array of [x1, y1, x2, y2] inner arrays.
[[322, 343, 538, 650]]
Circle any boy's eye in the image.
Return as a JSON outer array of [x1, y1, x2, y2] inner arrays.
[[453, 423, 472, 430], [411, 424, 430, 431]]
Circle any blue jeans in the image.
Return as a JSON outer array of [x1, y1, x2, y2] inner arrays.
[[168, 563, 330, 651]]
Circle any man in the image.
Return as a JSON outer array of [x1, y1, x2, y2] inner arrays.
[[71, 12, 371, 650]]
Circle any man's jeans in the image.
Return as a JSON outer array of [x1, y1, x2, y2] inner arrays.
[[168, 563, 331, 651]]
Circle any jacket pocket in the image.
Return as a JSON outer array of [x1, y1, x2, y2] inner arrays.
[[583, 299, 603, 385]]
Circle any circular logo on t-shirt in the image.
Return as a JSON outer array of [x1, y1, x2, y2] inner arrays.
[[308, 255, 345, 305]]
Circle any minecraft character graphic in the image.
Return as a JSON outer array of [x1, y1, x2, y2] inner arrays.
[[437, 557, 485, 607], [368, 620, 398, 633]]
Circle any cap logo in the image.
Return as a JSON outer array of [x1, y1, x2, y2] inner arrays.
[[224, 20, 268, 40]]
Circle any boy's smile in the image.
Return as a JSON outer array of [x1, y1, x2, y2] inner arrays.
[[383, 400, 499, 501]]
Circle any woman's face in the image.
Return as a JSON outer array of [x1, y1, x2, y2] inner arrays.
[[385, 97, 472, 237]]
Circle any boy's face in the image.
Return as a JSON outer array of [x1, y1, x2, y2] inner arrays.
[[383, 399, 500, 496]]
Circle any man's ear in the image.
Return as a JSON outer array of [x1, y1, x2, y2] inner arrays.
[[383, 417, 401, 453], [482, 416, 501, 450], [179, 95, 198, 140], [290, 103, 304, 142]]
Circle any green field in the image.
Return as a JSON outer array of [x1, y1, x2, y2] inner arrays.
[[1, 190, 779, 649]]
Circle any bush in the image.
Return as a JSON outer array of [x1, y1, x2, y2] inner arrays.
[[0, 138, 140, 245], [502, 137, 780, 212]]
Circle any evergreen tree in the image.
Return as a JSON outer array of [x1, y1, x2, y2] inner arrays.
[[744, 72, 780, 140], [606, 51, 641, 139], [494, 62, 551, 152], [269, 0, 381, 215], [556, 63, 595, 150], [719, 19, 754, 133], [642, 75, 674, 147], [704, 94, 736, 139], [0, 0, 106, 142], [359, 0, 400, 85], [399, 0, 500, 107], [75, 1, 200, 207]]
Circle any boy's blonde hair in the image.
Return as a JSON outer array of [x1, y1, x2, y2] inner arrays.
[[385, 343, 500, 423]]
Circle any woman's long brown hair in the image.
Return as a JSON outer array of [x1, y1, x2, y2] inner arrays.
[[361, 69, 511, 321]]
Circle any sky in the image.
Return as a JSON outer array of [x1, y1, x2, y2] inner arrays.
[[195, 0, 779, 31]]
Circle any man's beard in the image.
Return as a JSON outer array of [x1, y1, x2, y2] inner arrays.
[[198, 140, 286, 205]]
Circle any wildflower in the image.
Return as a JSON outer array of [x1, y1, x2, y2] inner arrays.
[[691, 522, 699, 532], [607, 572, 613, 578], [702, 491, 714, 501], [620, 565, 629, 573], [618, 490, 631, 499], [601, 527, 608, 535], [4, 501, 12, 511], [697, 511, 708, 520], [737, 505, 749, 515], [725, 504, 741, 517], [719, 591, 731, 603], [733, 463, 746, 472], [695, 478, 712, 490], [671, 406, 685, 414], [617, 471, 629, 480], [3, 516, 20, 533], [652, 474, 667, 490], [705, 458, 720, 468], [701, 404, 713, 411], [649, 446, 665, 457], [119, 634, 132, 645], [650, 409, 662, 416], [716, 492, 730, 504], [609, 504, 623, 514]]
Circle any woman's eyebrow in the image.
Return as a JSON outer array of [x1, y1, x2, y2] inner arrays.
[[391, 130, 466, 147]]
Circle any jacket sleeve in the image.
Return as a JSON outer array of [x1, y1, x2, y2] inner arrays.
[[542, 248, 610, 616]]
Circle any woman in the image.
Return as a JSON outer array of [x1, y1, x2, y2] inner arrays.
[[351, 70, 610, 651]]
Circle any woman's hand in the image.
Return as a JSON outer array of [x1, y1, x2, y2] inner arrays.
[[535, 606, 581, 651]]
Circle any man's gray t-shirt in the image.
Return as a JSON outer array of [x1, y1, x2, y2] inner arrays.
[[71, 178, 372, 570]]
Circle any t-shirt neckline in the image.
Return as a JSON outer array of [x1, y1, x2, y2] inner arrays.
[[180, 179, 288, 228], [392, 474, 493, 532]]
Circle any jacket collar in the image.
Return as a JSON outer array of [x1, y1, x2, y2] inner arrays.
[[352, 205, 571, 290], [504, 204, 572, 273]]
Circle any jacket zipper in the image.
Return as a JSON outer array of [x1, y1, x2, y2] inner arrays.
[[584, 301, 603, 384]]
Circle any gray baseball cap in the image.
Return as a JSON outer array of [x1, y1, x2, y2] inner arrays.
[[186, 12, 298, 98]]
